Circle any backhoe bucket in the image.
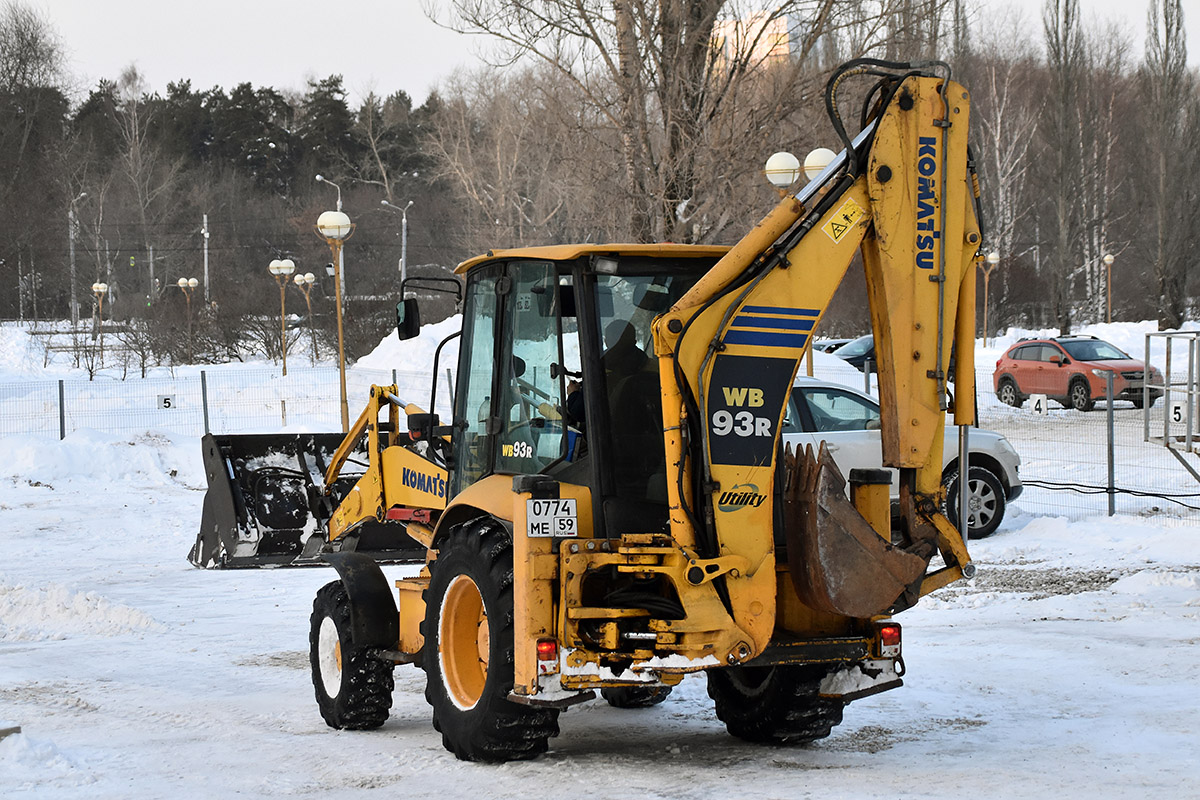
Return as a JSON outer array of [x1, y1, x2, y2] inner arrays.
[[189, 433, 423, 569], [782, 443, 930, 618]]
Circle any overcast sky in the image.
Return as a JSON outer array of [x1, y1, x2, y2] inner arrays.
[[45, 0, 1199, 106]]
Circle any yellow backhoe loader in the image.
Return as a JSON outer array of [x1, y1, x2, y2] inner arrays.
[[203, 59, 987, 761]]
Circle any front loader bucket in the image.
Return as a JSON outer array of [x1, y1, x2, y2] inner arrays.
[[189, 433, 423, 569], [782, 443, 930, 618]]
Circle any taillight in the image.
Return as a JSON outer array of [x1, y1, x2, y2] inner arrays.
[[536, 638, 559, 676], [876, 622, 901, 657]]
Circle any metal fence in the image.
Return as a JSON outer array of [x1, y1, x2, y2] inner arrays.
[[0, 366, 450, 440], [2, 361, 1197, 526], [824, 359, 1198, 525]]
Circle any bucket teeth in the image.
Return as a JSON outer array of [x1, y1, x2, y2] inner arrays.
[[782, 442, 929, 618]]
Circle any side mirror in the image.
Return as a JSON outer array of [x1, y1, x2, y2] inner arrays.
[[396, 298, 420, 341]]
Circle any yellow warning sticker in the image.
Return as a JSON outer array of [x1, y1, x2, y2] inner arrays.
[[822, 198, 865, 244]]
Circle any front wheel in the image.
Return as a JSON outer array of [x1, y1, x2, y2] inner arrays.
[[707, 665, 844, 744], [996, 378, 1023, 408], [422, 518, 559, 762], [1069, 379, 1095, 412], [942, 466, 1007, 539], [309, 581, 394, 730]]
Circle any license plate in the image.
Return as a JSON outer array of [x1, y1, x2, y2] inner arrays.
[[526, 498, 578, 537]]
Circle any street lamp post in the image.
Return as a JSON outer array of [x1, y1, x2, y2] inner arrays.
[[91, 282, 108, 360], [268, 259, 296, 375], [381, 199, 414, 285], [68, 192, 88, 329], [983, 251, 1000, 346], [315, 206, 354, 432], [177, 277, 198, 362], [1103, 253, 1114, 324], [292, 271, 318, 366]]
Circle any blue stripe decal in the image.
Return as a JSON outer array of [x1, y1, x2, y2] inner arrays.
[[741, 305, 821, 317], [731, 315, 815, 332], [723, 330, 810, 349]]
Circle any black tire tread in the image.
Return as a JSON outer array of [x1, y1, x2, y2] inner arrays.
[[601, 685, 674, 709], [421, 518, 559, 762], [309, 581, 394, 730], [707, 665, 844, 745]]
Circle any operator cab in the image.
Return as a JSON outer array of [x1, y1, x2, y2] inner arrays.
[[419, 244, 726, 539]]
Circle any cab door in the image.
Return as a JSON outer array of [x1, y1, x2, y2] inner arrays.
[[451, 260, 574, 497]]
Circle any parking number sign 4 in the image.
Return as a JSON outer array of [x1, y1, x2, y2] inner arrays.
[[526, 498, 578, 537]]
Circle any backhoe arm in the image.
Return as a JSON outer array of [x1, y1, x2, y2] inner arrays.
[[652, 62, 981, 657]]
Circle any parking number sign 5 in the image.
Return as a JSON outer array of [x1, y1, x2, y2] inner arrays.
[[526, 498, 578, 537]]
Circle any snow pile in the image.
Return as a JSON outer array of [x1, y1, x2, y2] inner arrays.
[[0, 430, 204, 488], [0, 584, 163, 642], [354, 313, 462, 375], [0, 734, 88, 791]]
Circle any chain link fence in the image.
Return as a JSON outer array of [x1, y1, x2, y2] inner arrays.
[[0, 366, 449, 440]]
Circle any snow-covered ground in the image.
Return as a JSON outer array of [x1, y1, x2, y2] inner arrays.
[[2, 317, 1199, 797]]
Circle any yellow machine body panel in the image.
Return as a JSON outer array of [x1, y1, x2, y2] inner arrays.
[[381, 446, 449, 511]]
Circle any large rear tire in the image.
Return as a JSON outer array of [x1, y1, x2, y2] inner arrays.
[[309, 580, 394, 730], [422, 518, 560, 762], [601, 685, 673, 709], [707, 665, 844, 744]]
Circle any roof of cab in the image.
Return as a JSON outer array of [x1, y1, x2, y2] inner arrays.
[[454, 243, 731, 275]]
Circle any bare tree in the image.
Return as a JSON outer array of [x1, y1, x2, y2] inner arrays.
[[969, 12, 1040, 334], [1140, 0, 1195, 329], [1041, 0, 1085, 334], [428, 0, 873, 243], [115, 65, 183, 306], [1074, 24, 1128, 323]]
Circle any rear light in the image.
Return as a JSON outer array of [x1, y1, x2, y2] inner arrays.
[[536, 638, 559, 676], [876, 622, 901, 657]]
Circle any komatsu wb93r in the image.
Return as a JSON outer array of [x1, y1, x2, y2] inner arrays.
[[194, 59, 986, 761]]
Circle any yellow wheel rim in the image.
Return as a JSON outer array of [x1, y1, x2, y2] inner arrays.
[[439, 574, 489, 710]]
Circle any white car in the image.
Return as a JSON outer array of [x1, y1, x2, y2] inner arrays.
[[781, 377, 1022, 538]]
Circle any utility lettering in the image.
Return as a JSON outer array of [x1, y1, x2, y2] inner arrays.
[[717, 484, 768, 511], [915, 135, 940, 270], [402, 467, 446, 498]]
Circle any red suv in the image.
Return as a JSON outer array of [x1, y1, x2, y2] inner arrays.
[[993, 336, 1163, 411]]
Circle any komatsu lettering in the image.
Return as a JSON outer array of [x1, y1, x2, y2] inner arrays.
[[915, 135, 939, 270], [402, 467, 446, 498]]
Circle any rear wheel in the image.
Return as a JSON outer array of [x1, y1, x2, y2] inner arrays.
[[601, 685, 673, 709], [1069, 379, 1095, 412], [996, 378, 1023, 408], [707, 665, 844, 744], [422, 518, 559, 762], [309, 581, 394, 730], [942, 465, 1006, 539]]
